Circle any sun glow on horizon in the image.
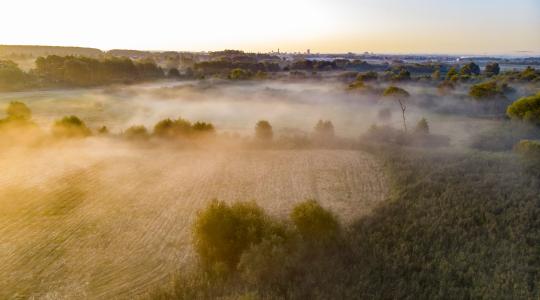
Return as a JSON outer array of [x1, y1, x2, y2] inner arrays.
[[1, 0, 539, 55]]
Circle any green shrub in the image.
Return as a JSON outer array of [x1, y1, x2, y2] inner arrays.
[[290, 200, 339, 242], [514, 140, 540, 157], [52, 115, 91, 138], [469, 81, 509, 100], [506, 92, 540, 125], [193, 200, 277, 271], [229, 68, 253, 80]]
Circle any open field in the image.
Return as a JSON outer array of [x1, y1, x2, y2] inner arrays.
[[0, 143, 387, 299]]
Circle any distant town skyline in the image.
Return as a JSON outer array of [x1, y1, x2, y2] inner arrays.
[[1, 0, 539, 55]]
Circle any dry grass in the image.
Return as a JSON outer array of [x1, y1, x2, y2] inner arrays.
[[0, 142, 387, 299]]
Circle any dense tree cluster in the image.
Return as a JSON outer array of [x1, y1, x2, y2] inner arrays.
[[35, 55, 164, 86], [0, 60, 31, 90]]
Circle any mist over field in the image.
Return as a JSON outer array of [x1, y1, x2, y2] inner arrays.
[[0, 79, 520, 146], [1, 0, 540, 295]]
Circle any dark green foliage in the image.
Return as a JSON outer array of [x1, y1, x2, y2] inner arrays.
[[469, 81, 509, 100], [383, 86, 409, 98], [484, 62, 500, 77], [507, 92, 540, 124], [290, 200, 340, 242], [229, 68, 253, 80], [52, 116, 91, 138], [415, 117, 429, 134], [460, 62, 481, 76], [392, 68, 411, 81], [193, 200, 278, 271], [153, 118, 193, 138], [446, 66, 458, 80], [0, 60, 30, 90], [255, 120, 273, 141], [35, 55, 163, 86], [167, 68, 180, 78], [520, 67, 539, 81]]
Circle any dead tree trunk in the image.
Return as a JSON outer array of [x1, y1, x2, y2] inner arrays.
[[397, 98, 407, 133]]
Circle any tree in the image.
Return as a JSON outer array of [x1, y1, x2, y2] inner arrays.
[[469, 81, 508, 100], [193, 200, 275, 271], [506, 92, 540, 125], [153, 118, 192, 138], [6, 101, 31, 121], [460, 62, 480, 76], [393, 68, 411, 81], [124, 125, 149, 140], [356, 71, 378, 82], [383, 86, 410, 132], [484, 62, 500, 77], [52, 116, 91, 138], [314, 120, 335, 139], [192, 121, 215, 135], [0, 60, 29, 90], [229, 68, 252, 80], [167, 68, 180, 78], [290, 200, 340, 242], [255, 120, 273, 141], [97, 125, 109, 135], [446, 66, 458, 80], [415, 118, 429, 134]]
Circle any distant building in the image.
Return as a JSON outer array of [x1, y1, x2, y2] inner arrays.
[[307, 49, 311, 55]]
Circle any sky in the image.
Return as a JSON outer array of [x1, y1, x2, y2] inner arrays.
[[1, 0, 539, 55]]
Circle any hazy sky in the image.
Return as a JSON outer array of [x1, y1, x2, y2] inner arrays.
[[1, 0, 539, 54]]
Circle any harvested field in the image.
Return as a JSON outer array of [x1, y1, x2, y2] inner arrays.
[[0, 143, 387, 299]]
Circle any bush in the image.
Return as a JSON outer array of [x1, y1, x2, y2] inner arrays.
[[192, 121, 215, 135], [469, 81, 509, 100], [415, 118, 429, 134], [153, 118, 192, 138], [193, 200, 278, 271], [124, 125, 149, 140], [52, 115, 91, 138], [229, 68, 253, 80], [255, 120, 273, 141], [314, 120, 334, 139], [356, 71, 378, 82], [514, 140, 540, 157], [290, 200, 339, 242], [6, 101, 31, 121], [506, 92, 540, 125]]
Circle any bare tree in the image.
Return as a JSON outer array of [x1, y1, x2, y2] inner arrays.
[[383, 86, 410, 133]]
